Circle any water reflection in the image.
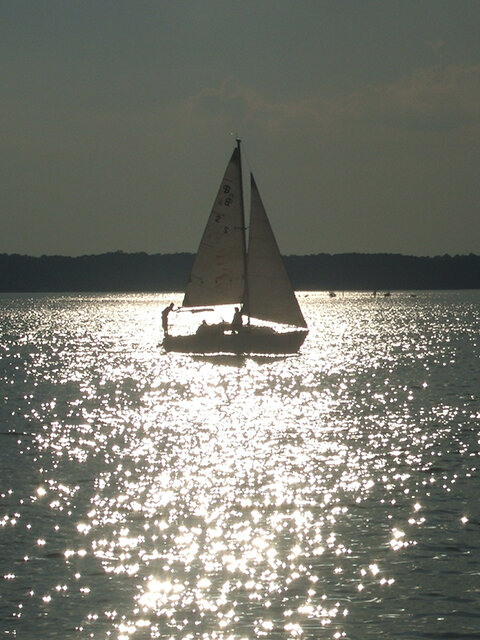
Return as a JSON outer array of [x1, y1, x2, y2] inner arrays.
[[0, 292, 479, 638]]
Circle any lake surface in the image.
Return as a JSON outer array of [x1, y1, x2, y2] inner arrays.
[[1, 291, 479, 639]]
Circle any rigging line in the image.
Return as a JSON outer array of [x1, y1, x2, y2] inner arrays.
[[239, 142, 254, 230], [240, 144, 253, 177], [236, 138, 250, 324], [234, 137, 250, 233]]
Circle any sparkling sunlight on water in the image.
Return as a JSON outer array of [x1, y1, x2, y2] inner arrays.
[[1, 291, 480, 639]]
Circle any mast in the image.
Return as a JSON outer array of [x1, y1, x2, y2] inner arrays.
[[237, 138, 250, 324]]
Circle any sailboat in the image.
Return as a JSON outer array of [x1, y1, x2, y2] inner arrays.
[[162, 140, 308, 354]]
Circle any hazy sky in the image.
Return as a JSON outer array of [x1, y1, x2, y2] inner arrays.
[[2, 1, 479, 257]]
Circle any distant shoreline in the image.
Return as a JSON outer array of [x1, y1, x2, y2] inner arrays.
[[1, 251, 479, 293]]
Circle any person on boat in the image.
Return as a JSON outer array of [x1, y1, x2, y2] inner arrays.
[[231, 307, 243, 334], [162, 302, 175, 336], [196, 320, 210, 335]]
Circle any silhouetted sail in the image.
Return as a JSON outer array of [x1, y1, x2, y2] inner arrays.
[[245, 174, 307, 328], [164, 143, 308, 354], [183, 147, 246, 307]]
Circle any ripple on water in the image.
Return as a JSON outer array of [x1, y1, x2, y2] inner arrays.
[[0, 291, 479, 638]]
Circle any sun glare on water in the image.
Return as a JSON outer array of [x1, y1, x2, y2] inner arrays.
[[1, 292, 479, 638]]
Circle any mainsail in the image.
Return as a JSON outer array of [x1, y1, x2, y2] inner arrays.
[[244, 174, 307, 328], [183, 146, 246, 307]]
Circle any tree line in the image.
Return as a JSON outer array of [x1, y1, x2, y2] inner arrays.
[[0, 251, 479, 292]]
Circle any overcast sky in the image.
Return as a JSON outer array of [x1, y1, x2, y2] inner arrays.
[[2, 1, 479, 257]]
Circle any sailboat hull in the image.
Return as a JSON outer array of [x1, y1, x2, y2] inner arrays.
[[163, 326, 308, 355]]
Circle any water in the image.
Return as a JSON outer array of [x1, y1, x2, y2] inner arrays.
[[1, 291, 479, 639]]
